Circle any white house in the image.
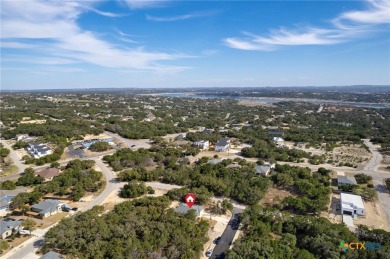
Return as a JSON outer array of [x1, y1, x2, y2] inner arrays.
[[0, 219, 22, 239], [340, 193, 365, 217], [27, 142, 52, 158], [215, 138, 231, 152], [193, 140, 209, 151], [273, 137, 285, 146], [255, 165, 271, 176], [31, 199, 65, 218]]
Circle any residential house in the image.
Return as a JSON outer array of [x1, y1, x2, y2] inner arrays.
[[0, 219, 22, 239], [273, 137, 285, 146], [31, 199, 65, 218], [0, 188, 27, 211], [174, 203, 204, 217], [193, 140, 209, 151], [340, 193, 365, 217], [208, 159, 223, 165], [40, 251, 63, 259], [202, 129, 214, 134], [337, 175, 357, 186], [255, 165, 271, 176], [27, 142, 52, 158], [267, 131, 285, 137], [36, 168, 61, 181], [215, 138, 231, 152]]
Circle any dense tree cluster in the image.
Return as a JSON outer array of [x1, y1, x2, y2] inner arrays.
[[0, 143, 10, 159], [119, 181, 154, 198], [0, 180, 16, 190], [35, 160, 103, 201], [355, 173, 373, 184], [226, 205, 390, 259], [16, 168, 44, 186], [89, 141, 111, 152], [271, 165, 331, 214], [43, 197, 209, 258]]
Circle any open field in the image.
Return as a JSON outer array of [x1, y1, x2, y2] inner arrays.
[[259, 187, 295, 206]]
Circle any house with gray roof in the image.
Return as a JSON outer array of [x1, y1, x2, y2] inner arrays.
[[338, 175, 357, 186], [31, 199, 64, 218], [40, 251, 63, 259], [193, 140, 209, 151], [174, 203, 204, 217], [215, 138, 231, 152], [0, 188, 27, 211], [255, 165, 271, 176], [27, 142, 52, 158], [1, 218, 22, 239]]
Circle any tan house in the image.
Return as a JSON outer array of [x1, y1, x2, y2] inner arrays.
[[36, 168, 61, 181]]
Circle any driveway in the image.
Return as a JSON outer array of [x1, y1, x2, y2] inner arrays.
[[209, 208, 243, 259]]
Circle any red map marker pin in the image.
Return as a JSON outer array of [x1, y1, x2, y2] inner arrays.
[[185, 193, 196, 208]]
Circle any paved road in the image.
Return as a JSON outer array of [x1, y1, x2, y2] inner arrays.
[[4, 157, 118, 259], [0, 139, 27, 174], [210, 208, 243, 259], [104, 131, 151, 149]]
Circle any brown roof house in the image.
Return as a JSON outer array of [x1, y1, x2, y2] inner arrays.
[[36, 168, 61, 181]]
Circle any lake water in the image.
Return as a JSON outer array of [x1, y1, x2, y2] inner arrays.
[[157, 93, 389, 109]]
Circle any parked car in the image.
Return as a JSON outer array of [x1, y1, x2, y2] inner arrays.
[[206, 249, 213, 257], [214, 236, 221, 244], [131, 144, 136, 147], [71, 207, 79, 211]]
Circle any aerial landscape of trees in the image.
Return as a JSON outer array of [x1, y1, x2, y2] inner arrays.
[[226, 205, 390, 259], [43, 197, 209, 258]]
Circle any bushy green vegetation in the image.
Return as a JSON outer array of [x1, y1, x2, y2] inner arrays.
[[16, 168, 44, 186], [0, 143, 10, 158], [35, 159, 103, 201], [271, 165, 331, 214], [0, 180, 16, 190], [355, 173, 373, 184], [226, 205, 390, 259], [119, 181, 154, 198], [89, 141, 111, 152], [43, 197, 209, 258]]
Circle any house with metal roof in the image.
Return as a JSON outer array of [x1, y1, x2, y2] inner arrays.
[[174, 203, 204, 217], [255, 165, 271, 176], [337, 175, 357, 186], [215, 138, 231, 152]]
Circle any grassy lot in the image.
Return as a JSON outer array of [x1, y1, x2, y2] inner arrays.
[[0, 164, 19, 177]]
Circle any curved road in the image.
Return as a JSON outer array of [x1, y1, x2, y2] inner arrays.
[[3, 157, 118, 259]]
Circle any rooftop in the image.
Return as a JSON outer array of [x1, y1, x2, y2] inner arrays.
[[36, 168, 61, 179], [338, 175, 357, 185], [216, 138, 230, 147], [174, 203, 204, 216], [340, 193, 364, 209]]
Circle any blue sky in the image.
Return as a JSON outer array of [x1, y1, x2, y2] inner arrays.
[[1, 0, 389, 90]]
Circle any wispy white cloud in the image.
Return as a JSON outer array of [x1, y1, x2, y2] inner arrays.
[[224, 0, 389, 51], [1, 0, 191, 72], [118, 0, 169, 10], [82, 6, 127, 18], [146, 10, 216, 22]]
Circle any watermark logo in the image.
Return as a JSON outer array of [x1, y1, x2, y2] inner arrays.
[[339, 241, 382, 251], [340, 241, 349, 252]]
